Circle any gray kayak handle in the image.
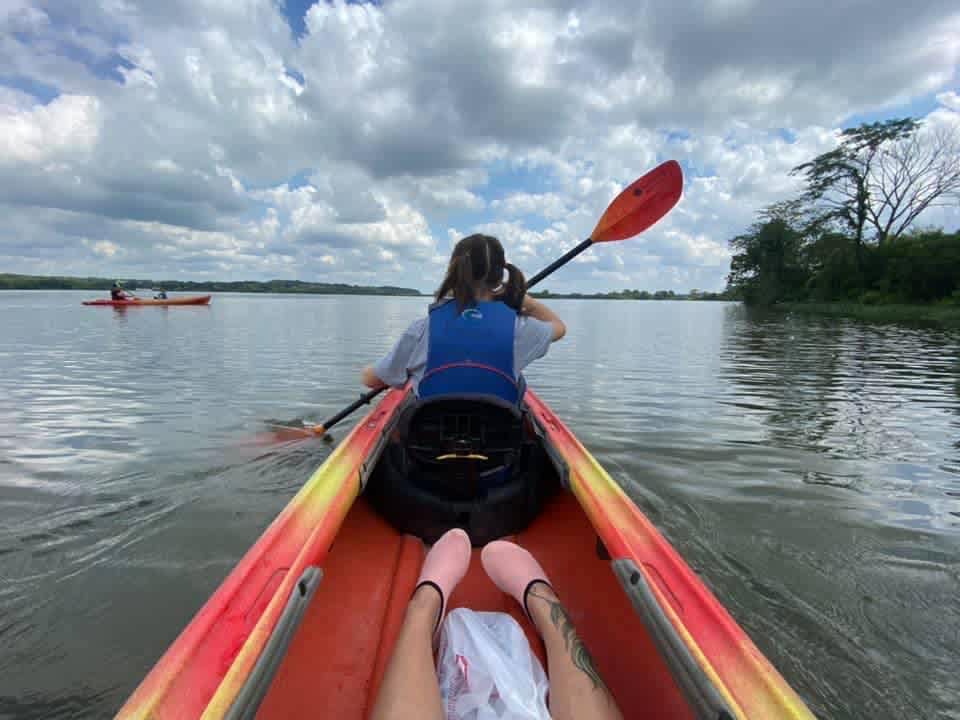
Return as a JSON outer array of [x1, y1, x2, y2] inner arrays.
[[224, 565, 323, 720], [612, 558, 735, 720]]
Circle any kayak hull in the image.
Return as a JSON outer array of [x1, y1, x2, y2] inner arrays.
[[116, 388, 814, 720], [258, 492, 695, 719], [82, 295, 211, 306]]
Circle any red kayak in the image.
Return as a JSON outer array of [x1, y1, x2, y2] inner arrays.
[[82, 295, 211, 307], [117, 387, 814, 720]]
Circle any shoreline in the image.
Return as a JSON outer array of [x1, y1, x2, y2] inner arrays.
[[0, 273, 422, 297], [778, 302, 960, 328]]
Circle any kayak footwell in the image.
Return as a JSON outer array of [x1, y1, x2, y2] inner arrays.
[[255, 491, 693, 719]]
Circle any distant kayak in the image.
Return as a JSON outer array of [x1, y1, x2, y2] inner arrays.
[[82, 295, 211, 307]]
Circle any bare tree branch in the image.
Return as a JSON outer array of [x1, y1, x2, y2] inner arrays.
[[872, 123, 960, 243], [794, 118, 960, 248]]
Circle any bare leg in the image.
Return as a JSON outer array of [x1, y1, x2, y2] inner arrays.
[[370, 528, 471, 720], [368, 584, 444, 720], [481, 540, 622, 720], [527, 583, 623, 720]]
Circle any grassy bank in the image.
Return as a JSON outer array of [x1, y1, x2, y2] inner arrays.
[[779, 302, 960, 328]]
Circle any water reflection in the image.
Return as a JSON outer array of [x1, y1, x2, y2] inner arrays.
[[715, 305, 960, 718], [719, 305, 960, 529]]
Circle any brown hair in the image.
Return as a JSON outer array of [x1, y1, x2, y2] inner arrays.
[[435, 234, 526, 310]]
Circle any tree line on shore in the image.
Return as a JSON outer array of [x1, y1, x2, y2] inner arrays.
[[0, 274, 421, 296], [2, 273, 732, 301], [532, 289, 729, 300], [726, 118, 960, 306]]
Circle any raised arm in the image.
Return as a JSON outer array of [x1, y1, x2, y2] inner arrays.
[[521, 296, 566, 341], [361, 365, 388, 390]]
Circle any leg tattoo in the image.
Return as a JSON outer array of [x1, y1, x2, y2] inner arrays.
[[529, 589, 609, 693]]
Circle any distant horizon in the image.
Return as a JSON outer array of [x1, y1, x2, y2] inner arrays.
[[0, 272, 729, 299]]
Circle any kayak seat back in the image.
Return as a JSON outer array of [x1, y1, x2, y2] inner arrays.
[[365, 397, 559, 545], [399, 396, 524, 498]]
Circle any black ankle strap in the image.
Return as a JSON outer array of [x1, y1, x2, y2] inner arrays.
[[414, 580, 445, 634], [522, 579, 552, 620]]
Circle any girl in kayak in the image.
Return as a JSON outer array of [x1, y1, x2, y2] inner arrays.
[[110, 281, 132, 301], [362, 234, 565, 401], [371, 528, 623, 720]]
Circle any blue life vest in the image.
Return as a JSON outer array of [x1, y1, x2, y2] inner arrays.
[[418, 300, 519, 404]]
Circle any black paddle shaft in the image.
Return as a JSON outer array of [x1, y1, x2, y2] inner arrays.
[[321, 388, 384, 430], [525, 238, 593, 289], [325, 236, 597, 430]]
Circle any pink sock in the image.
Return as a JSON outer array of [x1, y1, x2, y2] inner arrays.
[[415, 528, 472, 632], [480, 540, 551, 617]]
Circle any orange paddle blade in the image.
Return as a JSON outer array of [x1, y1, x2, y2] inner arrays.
[[264, 423, 325, 442], [591, 160, 683, 242]]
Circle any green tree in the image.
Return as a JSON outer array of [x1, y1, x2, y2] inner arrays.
[[726, 210, 808, 306], [789, 119, 960, 252], [877, 230, 960, 302], [793, 119, 918, 251], [804, 232, 861, 301]]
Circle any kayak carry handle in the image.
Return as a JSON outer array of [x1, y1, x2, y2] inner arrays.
[[611, 559, 734, 720], [224, 566, 323, 720]]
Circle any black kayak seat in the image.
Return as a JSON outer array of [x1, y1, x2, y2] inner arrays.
[[397, 395, 525, 499], [365, 394, 559, 545]]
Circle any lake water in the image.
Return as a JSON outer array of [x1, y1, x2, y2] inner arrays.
[[1, 291, 958, 719]]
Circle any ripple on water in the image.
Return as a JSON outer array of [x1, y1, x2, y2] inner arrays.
[[1, 295, 959, 719]]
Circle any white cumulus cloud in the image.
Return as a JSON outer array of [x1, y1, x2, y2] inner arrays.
[[0, 0, 957, 290]]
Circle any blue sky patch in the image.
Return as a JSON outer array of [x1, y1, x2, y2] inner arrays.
[[284, 67, 306, 86], [843, 89, 955, 128], [0, 75, 60, 104], [282, 0, 383, 40]]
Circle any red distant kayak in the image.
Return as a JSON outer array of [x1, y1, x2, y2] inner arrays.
[[82, 295, 211, 307]]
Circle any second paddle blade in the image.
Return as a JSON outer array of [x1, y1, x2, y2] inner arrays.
[[590, 160, 683, 243], [264, 423, 321, 442]]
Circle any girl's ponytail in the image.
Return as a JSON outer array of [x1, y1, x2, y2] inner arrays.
[[502, 262, 527, 310], [452, 251, 476, 309]]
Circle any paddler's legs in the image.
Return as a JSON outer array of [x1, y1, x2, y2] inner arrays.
[[482, 541, 623, 720], [369, 528, 472, 720], [526, 583, 624, 720], [368, 584, 444, 720]]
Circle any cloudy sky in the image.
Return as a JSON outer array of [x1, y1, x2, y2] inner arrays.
[[1, 0, 959, 293]]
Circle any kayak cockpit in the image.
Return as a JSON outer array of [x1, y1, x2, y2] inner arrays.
[[251, 493, 697, 719], [366, 394, 561, 545], [217, 395, 735, 719], [231, 395, 724, 719]]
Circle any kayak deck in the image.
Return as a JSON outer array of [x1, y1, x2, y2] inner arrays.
[[256, 492, 693, 719]]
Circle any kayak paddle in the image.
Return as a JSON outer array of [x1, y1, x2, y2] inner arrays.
[[264, 388, 384, 441], [266, 159, 683, 442], [525, 159, 683, 287]]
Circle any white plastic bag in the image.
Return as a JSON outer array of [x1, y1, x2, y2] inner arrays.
[[437, 608, 550, 720]]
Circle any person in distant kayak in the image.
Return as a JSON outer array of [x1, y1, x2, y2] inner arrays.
[[371, 528, 623, 720], [153, 288, 167, 300], [361, 234, 565, 402], [110, 281, 132, 301]]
